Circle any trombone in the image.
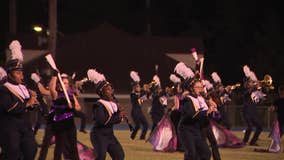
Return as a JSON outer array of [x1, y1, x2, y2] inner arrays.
[[225, 83, 241, 91]]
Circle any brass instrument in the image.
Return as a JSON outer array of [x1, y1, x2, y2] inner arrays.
[[257, 74, 274, 90], [143, 80, 156, 92], [165, 85, 175, 95], [225, 83, 241, 91]]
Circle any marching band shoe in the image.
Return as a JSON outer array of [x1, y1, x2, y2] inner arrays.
[[249, 142, 259, 146], [130, 134, 135, 140]]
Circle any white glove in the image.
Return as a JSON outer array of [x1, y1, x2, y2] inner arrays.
[[251, 90, 266, 103], [160, 96, 168, 106], [31, 73, 41, 83]]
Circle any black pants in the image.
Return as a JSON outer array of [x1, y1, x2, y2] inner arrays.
[[242, 111, 263, 145], [90, 128, 124, 160], [178, 125, 211, 160], [130, 110, 148, 140], [202, 125, 221, 160], [216, 105, 231, 130], [38, 123, 54, 160], [73, 110, 86, 131], [33, 104, 49, 135], [170, 110, 183, 151], [33, 110, 46, 135], [54, 126, 79, 160], [278, 120, 284, 138], [0, 127, 37, 160]]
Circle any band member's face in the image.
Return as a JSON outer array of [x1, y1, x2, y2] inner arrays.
[[218, 85, 224, 92], [62, 78, 69, 91], [134, 84, 141, 92], [103, 85, 113, 99], [177, 84, 183, 93], [193, 81, 204, 96], [9, 70, 24, 84]]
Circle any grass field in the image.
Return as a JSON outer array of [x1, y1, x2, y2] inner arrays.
[[35, 130, 284, 160]]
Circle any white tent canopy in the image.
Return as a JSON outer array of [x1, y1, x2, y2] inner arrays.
[[166, 53, 204, 69]]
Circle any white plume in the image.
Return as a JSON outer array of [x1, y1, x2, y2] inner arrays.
[[169, 74, 181, 84], [31, 73, 41, 83], [243, 65, 251, 77], [153, 75, 161, 86], [130, 71, 140, 82], [249, 71, 258, 81], [0, 67, 7, 81], [87, 69, 106, 84], [211, 72, 222, 83], [174, 62, 195, 79], [192, 51, 198, 61], [203, 80, 213, 90], [243, 65, 258, 81], [9, 40, 23, 61]]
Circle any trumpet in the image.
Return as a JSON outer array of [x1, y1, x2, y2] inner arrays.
[[260, 74, 273, 86], [143, 80, 157, 92], [259, 74, 274, 90], [252, 74, 274, 90]]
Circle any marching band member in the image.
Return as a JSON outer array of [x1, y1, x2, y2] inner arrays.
[[202, 79, 222, 160], [0, 40, 38, 160], [175, 62, 212, 160], [30, 72, 50, 135], [149, 75, 167, 134], [69, 73, 87, 133], [241, 65, 264, 146], [168, 74, 184, 151], [129, 71, 149, 140], [87, 69, 125, 160], [211, 72, 233, 130]]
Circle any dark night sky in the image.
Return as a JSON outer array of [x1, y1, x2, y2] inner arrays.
[[1, 0, 284, 87]]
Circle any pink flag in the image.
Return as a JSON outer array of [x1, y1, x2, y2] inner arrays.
[[147, 115, 177, 152]]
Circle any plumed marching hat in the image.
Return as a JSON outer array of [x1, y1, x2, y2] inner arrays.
[[243, 65, 258, 82], [5, 40, 24, 73], [203, 79, 214, 92], [87, 69, 110, 96], [169, 74, 181, 85], [174, 62, 198, 90], [211, 72, 223, 88], [130, 70, 140, 86]]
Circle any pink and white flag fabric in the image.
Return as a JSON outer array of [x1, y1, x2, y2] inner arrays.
[[148, 115, 177, 152], [254, 119, 281, 153], [211, 120, 245, 148], [268, 119, 281, 153], [77, 141, 95, 160]]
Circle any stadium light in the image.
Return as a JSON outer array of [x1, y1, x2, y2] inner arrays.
[[33, 25, 43, 32]]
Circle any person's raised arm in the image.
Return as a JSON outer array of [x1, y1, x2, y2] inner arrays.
[[49, 76, 58, 100]]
